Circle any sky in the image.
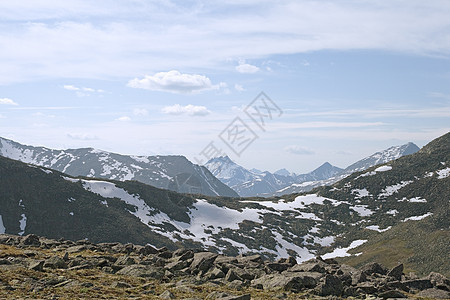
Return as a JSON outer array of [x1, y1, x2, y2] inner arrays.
[[0, 0, 449, 174]]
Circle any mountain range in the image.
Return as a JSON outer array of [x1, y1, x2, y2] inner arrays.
[[0, 137, 238, 198], [0, 132, 448, 276], [205, 142, 420, 197]]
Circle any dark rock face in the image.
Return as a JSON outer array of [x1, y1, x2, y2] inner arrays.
[[315, 274, 343, 296], [0, 233, 449, 299], [387, 263, 404, 281]]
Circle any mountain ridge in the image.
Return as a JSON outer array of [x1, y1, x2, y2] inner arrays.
[[0, 137, 238, 198], [205, 142, 419, 197]]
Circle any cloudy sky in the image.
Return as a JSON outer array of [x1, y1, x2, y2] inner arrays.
[[1, 1, 449, 173]]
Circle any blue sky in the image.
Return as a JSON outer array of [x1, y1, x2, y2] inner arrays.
[[0, 1, 449, 173]]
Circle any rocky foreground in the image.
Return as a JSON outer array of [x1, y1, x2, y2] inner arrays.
[[0, 234, 449, 299]]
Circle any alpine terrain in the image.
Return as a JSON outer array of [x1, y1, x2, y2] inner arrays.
[[0, 133, 448, 278], [0, 137, 238, 198]]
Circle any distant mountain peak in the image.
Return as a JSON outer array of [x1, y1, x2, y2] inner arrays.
[[210, 155, 233, 163], [274, 168, 293, 177]]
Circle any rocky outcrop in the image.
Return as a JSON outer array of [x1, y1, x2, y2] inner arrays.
[[0, 234, 449, 299]]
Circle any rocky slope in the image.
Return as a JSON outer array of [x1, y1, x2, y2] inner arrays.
[[0, 137, 238, 198], [1, 234, 448, 299]]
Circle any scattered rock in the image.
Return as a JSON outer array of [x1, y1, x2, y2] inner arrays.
[[266, 262, 290, 272], [220, 294, 251, 300], [206, 291, 232, 299], [360, 262, 387, 276], [315, 274, 343, 296], [115, 255, 136, 266], [251, 272, 318, 292], [417, 288, 450, 299], [428, 272, 450, 291], [139, 244, 159, 255], [378, 289, 407, 299], [159, 290, 175, 299], [28, 260, 44, 271], [0, 259, 12, 265], [387, 263, 403, 281], [403, 278, 433, 291], [1, 233, 449, 299], [111, 281, 132, 288], [189, 252, 218, 274], [116, 264, 164, 279], [289, 261, 326, 273], [44, 256, 68, 269]]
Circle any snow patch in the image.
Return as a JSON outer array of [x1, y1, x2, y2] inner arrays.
[[296, 212, 322, 221], [322, 240, 367, 259], [69, 212, 74, 216], [131, 155, 150, 163], [313, 235, 335, 247], [375, 165, 392, 172], [386, 209, 399, 216], [62, 176, 79, 183], [221, 238, 251, 254], [82, 180, 160, 228], [400, 197, 427, 203], [378, 181, 413, 198], [40, 168, 53, 174], [437, 167, 450, 179], [358, 165, 392, 178], [18, 214, 27, 236], [271, 231, 315, 263], [350, 205, 374, 216], [365, 225, 391, 232], [403, 212, 433, 222], [351, 188, 370, 198], [310, 226, 320, 234], [244, 194, 346, 211]]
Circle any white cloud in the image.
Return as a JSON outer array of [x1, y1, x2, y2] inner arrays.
[[234, 84, 245, 92], [0, 98, 18, 105], [63, 85, 79, 91], [63, 84, 103, 96], [162, 104, 211, 116], [116, 116, 131, 121], [133, 108, 148, 116], [128, 70, 223, 94], [1, 2, 450, 83], [67, 133, 99, 140], [236, 62, 260, 74], [284, 145, 315, 155]]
